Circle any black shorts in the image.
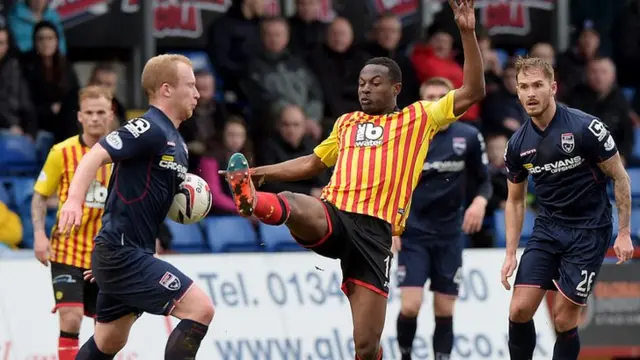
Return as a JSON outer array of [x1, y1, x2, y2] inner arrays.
[[292, 200, 393, 297], [92, 242, 194, 323], [50, 262, 99, 317]]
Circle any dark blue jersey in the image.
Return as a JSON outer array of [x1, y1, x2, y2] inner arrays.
[[405, 122, 491, 238], [96, 106, 188, 252], [505, 104, 616, 228]]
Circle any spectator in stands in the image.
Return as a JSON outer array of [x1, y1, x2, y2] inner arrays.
[[485, 134, 508, 213], [20, 21, 78, 143], [181, 70, 228, 171], [556, 23, 600, 101], [199, 116, 253, 216], [206, 0, 264, 101], [7, 0, 66, 54], [256, 105, 325, 197], [86, 63, 126, 124], [410, 25, 479, 122], [287, 0, 327, 57], [0, 24, 36, 136], [58, 62, 126, 140], [307, 17, 368, 120], [0, 200, 22, 248], [477, 28, 503, 94], [364, 13, 420, 108], [612, 0, 640, 88], [241, 16, 324, 142], [530, 42, 556, 66], [564, 57, 635, 162], [480, 61, 526, 136]]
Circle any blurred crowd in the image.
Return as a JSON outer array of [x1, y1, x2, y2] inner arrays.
[[1, 0, 640, 251]]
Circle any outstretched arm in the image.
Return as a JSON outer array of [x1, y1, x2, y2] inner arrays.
[[449, 0, 485, 116], [252, 154, 328, 183]]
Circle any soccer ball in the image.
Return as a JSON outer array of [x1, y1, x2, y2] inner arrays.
[[167, 173, 213, 224]]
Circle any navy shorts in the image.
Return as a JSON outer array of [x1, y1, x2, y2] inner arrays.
[[92, 242, 194, 323], [514, 219, 611, 306], [397, 233, 463, 296]]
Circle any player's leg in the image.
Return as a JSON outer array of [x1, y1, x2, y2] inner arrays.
[[225, 153, 329, 243], [76, 292, 138, 359], [509, 239, 560, 360], [551, 226, 611, 360], [50, 263, 86, 360], [428, 239, 464, 359], [347, 282, 386, 360], [166, 282, 215, 359], [341, 214, 392, 360], [396, 239, 430, 360]]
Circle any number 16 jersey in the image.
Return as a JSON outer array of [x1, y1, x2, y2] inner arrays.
[[34, 135, 112, 269]]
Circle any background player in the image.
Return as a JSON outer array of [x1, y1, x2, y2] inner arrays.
[[57, 54, 215, 360], [394, 77, 492, 360], [501, 57, 634, 360], [221, 1, 484, 359], [32, 86, 114, 360]]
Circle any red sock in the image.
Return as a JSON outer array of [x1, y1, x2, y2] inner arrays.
[[254, 192, 290, 225], [355, 347, 383, 360], [58, 333, 79, 360]]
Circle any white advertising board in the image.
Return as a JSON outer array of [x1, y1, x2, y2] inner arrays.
[[0, 249, 554, 359]]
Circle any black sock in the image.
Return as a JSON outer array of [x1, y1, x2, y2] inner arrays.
[[553, 327, 580, 360], [508, 319, 536, 360], [76, 336, 115, 360], [165, 319, 209, 360], [396, 313, 417, 360], [433, 316, 454, 358]]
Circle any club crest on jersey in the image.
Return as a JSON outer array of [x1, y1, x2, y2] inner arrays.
[[561, 133, 575, 153], [159, 272, 181, 291], [355, 122, 384, 147], [452, 137, 467, 155]]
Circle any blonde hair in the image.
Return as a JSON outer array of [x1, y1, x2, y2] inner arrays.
[[141, 54, 193, 98], [421, 77, 454, 91], [514, 56, 554, 82], [78, 85, 113, 104]]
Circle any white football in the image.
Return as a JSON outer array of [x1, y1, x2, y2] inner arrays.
[[167, 173, 213, 224]]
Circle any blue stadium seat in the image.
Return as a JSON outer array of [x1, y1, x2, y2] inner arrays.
[[628, 168, 640, 199], [0, 183, 9, 204], [10, 178, 35, 248], [45, 209, 57, 235], [164, 220, 207, 253], [0, 134, 39, 175], [203, 216, 260, 252], [493, 209, 536, 247], [259, 224, 305, 252], [495, 49, 509, 68], [633, 129, 640, 159], [631, 210, 640, 241], [622, 87, 636, 103]]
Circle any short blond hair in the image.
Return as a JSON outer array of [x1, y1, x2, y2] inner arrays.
[[514, 56, 554, 82], [141, 54, 193, 97], [78, 85, 113, 104], [421, 77, 454, 91]]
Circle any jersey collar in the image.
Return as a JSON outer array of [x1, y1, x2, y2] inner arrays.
[[148, 105, 175, 127]]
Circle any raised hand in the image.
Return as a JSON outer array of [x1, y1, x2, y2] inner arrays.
[[449, 0, 476, 32]]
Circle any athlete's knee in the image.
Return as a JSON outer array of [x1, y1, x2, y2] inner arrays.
[[509, 296, 537, 322], [353, 335, 381, 360], [433, 293, 456, 317], [552, 297, 581, 332], [94, 325, 128, 354], [58, 306, 84, 333], [400, 289, 423, 317], [172, 285, 215, 325]]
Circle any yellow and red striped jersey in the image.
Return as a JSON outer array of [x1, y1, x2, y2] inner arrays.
[[34, 135, 112, 269], [314, 91, 462, 235]]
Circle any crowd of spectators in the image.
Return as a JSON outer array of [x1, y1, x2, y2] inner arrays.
[[1, 0, 640, 251]]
